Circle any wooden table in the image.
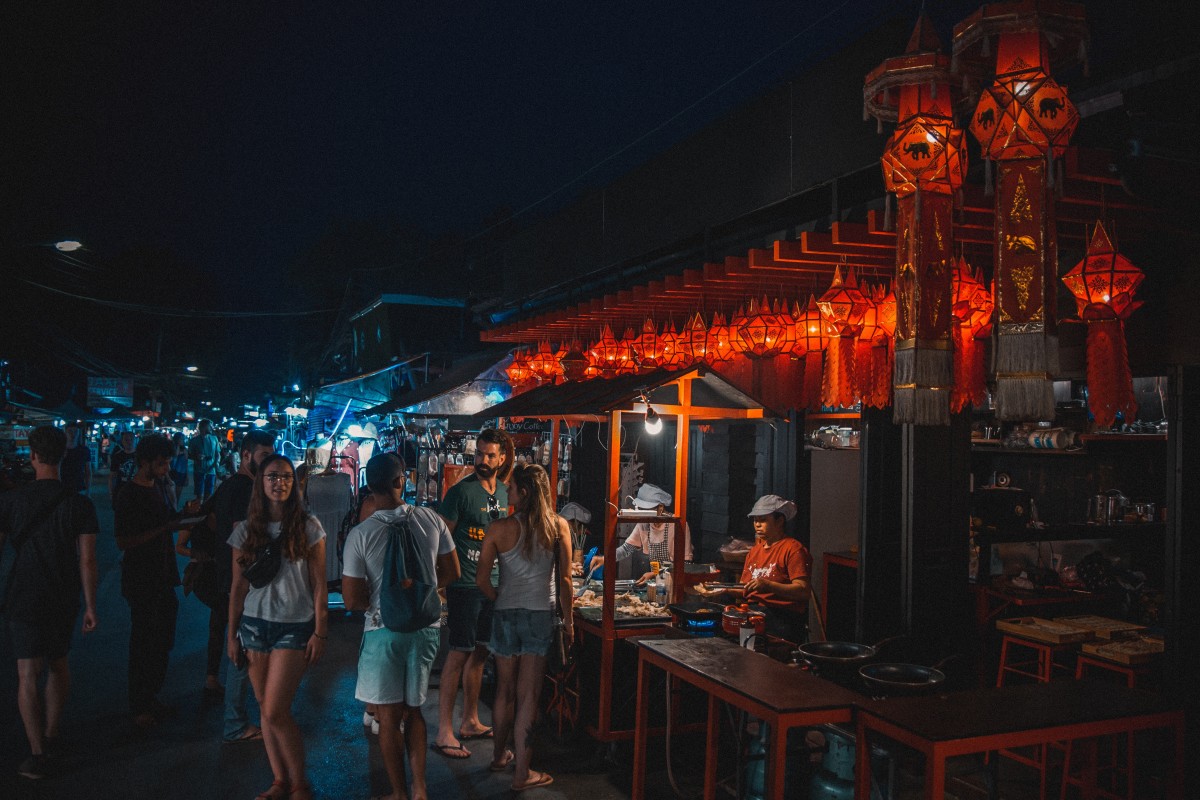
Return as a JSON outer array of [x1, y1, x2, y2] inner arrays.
[[853, 680, 1185, 800], [632, 637, 860, 800]]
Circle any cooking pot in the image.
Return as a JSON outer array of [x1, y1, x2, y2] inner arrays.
[[858, 662, 946, 695], [722, 604, 766, 636]]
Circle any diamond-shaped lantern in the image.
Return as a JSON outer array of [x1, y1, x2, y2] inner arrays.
[[634, 318, 663, 368], [881, 120, 967, 197], [971, 71, 1077, 161], [558, 340, 589, 382], [589, 325, 622, 377], [527, 341, 558, 383], [818, 267, 870, 335], [705, 312, 736, 363], [505, 348, 533, 388], [616, 327, 639, 374], [736, 296, 788, 358], [659, 322, 686, 369], [680, 311, 708, 364]]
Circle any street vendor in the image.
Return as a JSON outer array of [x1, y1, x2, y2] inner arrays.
[[699, 494, 811, 644], [588, 484, 692, 583]]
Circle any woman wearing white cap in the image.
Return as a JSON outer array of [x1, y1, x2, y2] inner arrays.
[[590, 483, 692, 581], [701, 494, 811, 643]]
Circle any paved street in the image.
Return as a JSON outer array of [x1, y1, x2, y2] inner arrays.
[[0, 475, 648, 800]]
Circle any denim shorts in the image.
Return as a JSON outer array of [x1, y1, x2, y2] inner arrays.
[[355, 626, 440, 706], [446, 586, 493, 651], [489, 609, 554, 658], [238, 615, 315, 652]]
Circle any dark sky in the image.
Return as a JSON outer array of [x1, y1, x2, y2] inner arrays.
[[4, 0, 916, 401]]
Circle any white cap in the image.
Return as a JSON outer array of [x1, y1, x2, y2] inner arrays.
[[630, 483, 672, 509], [559, 502, 592, 523], [747, 494, 797, 521]]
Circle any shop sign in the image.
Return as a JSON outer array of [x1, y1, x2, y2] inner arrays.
[[87, 377, 133, 408]]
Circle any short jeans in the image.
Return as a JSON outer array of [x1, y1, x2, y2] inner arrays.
[[446, 585, 493, 651], [489, 608, 554, 658], [354, 626, 440, 707], [7, 614, 75, 660], [238, 615, 314, 652]]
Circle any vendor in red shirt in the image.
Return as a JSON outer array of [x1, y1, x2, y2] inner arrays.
[[702, 494, 811, 643]]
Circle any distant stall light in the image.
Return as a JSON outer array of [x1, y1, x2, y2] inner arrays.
[[55, 240, 83, 252], [461, 393, 485, 414], [185, 365, 199, 372], [253, 418, 269, 428], [141, 416, 151, 422], [283, 406, 309, 418], [292, 383, 301, 391]]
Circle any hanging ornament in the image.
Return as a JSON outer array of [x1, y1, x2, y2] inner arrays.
[[527, 341, 558, 383], [590, 324, 622, 378], [705, 311, 736, 363], [955, 4, 1087, 421], [505, 348, 534, 392], [855, 285, 885, 408], [819, 267, 870, 409], [792, 296, 830, 410], [1061, 222, 1144, 429], [559, 339, 589, 382], [659, 322, 686, 369], [680, 311, 709, 365], [865, 14, 964, 424], [634, 317, 663, 369], [950, 258, 993, 412], [870, 285, 897, 409], [736, 295, 788, 358], [727, 302, 751, 355], [616, 327, 639, 375]]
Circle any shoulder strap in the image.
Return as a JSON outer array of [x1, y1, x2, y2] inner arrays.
[[2, 487, 73, 610], [552, 532, 563, 618]]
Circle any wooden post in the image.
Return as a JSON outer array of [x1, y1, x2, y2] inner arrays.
[[672, 377, 691, 604], [549, 417, 561, 508]]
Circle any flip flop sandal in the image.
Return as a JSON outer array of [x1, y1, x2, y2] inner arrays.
[[512, 772, 554, 791], [458, 727, 493, 740], [430, 742, 471, 759]]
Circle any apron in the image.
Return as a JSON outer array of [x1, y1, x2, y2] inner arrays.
[[645, 524, 673, 565]]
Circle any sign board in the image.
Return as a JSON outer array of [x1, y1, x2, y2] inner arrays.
[[87, 377, 133, 408]]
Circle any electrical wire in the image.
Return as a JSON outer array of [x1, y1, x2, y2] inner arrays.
[[23, 279, 337, 318]]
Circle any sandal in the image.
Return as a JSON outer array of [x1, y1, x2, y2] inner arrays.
[[512, 771, 553, 791], [430, 742, 471, 759], [255, 779, 289, 800], [288, 784, 312, 799]]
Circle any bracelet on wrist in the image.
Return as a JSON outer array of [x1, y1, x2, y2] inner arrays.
[[312, 632, 328, 640]]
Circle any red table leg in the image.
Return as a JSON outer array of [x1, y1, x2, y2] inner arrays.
[[632, 656, 650, 800], [768, 722, 787, 800], [856, 716, 872, 800], [703, 694, 718, 800]]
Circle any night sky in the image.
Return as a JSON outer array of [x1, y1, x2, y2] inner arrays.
[[5, 1, 919, 404]]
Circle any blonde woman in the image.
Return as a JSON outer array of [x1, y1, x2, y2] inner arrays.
[[227, 454, 327, 800], [475, 464, 572, 791]]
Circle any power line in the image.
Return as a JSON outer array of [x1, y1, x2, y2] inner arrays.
[[23, 280, 338, 318]]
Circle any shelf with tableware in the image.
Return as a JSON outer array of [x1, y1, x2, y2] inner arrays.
[[803, 407, 862, 450]]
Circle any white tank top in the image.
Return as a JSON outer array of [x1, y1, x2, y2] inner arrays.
[[494, 517, 556, 612]]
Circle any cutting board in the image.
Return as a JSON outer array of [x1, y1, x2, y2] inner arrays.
[[996, 617, 1093, 644], [1081, 637, 1164, 665], [1053, 615, 1147, 640]]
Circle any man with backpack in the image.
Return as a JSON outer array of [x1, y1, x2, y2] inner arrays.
[[188, 420, 221, 503], [342, 453, 459, 800]]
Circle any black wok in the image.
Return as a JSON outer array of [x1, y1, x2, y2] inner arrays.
[[858, 662, 946, 695], [793, 634, 904, 669]]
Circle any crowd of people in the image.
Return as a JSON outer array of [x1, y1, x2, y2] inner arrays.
[[1, 422, 575, 799]]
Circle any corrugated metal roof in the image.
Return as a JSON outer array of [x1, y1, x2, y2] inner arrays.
[[471, 365, 779, 421]]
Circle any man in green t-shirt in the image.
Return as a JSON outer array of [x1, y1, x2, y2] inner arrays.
[[432, 428, 513, 758]]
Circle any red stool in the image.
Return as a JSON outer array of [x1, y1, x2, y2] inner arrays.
[[994, 634, 1078, 800], [1059, 654, 1152, 800]]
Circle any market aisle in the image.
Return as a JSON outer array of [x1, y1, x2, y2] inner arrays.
[[0, 472, 642, 800]]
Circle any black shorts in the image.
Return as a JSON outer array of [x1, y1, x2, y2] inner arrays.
[[7, 614, 75, 660], [445, 585, 494, 651]]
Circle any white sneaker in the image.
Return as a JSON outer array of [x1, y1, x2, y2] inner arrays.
[[363, 711, 379, 735]]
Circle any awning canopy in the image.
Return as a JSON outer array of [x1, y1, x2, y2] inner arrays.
[[362, 349, 512, 418], [472, 364, 780, 423]]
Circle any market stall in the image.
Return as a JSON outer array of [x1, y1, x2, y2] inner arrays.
[[475, 364, 777, 741]]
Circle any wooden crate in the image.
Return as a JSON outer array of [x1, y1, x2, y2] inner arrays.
[[996, 617, 1093, 644], [1053, 615, 1147, 640], [1081, 637, 1164, 665]]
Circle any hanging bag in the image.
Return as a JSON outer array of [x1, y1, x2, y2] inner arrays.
[[546, 533, 573, 675], [380, 515, 441, 632], [241, 540, 282, 589]]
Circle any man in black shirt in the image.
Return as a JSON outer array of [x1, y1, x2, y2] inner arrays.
[[0, 426, 99, 780], [60, 425, 92, 495], [209, 429, 275, 742], [114, 434, 199, 729]]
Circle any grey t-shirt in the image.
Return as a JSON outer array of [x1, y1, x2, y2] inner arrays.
[[342, 505, 455, 633], [228, 516, 325, 623]]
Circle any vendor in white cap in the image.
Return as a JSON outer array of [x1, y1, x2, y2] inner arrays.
[[700, 494, 811, 643], [589, 483, 692, 583]]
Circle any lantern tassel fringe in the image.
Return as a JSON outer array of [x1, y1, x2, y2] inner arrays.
[[994, 331, 1056, 421], [1086, 319, 1137, 429]]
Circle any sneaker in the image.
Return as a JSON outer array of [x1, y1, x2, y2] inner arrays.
[[18, 754, 49, 780], [363, 711, 379, 735]]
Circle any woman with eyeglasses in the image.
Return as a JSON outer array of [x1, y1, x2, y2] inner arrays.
[[227, 454, 328, 800], [475, 463, 572, 791]]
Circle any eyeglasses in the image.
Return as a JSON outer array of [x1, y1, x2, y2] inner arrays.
[[265, 473, 295, 484], [486, 494, 500, 520]]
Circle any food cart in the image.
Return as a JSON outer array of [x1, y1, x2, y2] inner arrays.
[[475, 364, 776, 741]]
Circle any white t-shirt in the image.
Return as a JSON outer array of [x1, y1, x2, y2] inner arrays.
[[624, 521, 693, 561], [229, 516, 326, 623], [342, 504, 455, 633]]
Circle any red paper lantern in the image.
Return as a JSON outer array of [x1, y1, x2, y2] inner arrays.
[[589, 324, 622, 378], [792, 296, 830, 410], [616, 327, 639, 375], [736, 295, 789, 358], [1062, 222, 1144, 429], [559, 339, 589, 382], [634, 317, 663, 369], [855, 285, 887, 409], [705, 312, 736, 363], [680, 311, 708, 364], [527, 341, 558, 383], [505, 348, 534, 391], [950, 258, 993, 412], [659, 322, 686, 369], [819, 267, 870, 409]]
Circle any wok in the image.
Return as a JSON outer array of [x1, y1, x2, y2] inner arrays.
[[792, 635, 904, 670], [858, 662, 946, 696]]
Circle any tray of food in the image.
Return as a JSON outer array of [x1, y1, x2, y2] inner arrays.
[[573, 591, 673, 626], [1081, 636, 1164, 665], [996, 616, 1093, 644], [1053, 615, 1147, 640]]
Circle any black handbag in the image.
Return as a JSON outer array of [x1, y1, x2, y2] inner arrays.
[[547, 535, 572, 675], [183, 558, 220, 608], [241, 540, 282, 589]]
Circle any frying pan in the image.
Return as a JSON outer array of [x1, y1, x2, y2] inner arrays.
[[858, 661, 946, 695], [793, 634, 904, 670]]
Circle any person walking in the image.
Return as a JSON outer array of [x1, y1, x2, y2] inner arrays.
[[475, 463, 572, 791], [210, 429, 276, 742], [227, 454, 327, 800], [432, 427, 514, 759], [114, 434, 200, 729], [60, 424, 93, 495], [342, 453, 460, 800], [0, 426, 100, 780], [168, 432, 189, 499], [189, 420, 221, 504]]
